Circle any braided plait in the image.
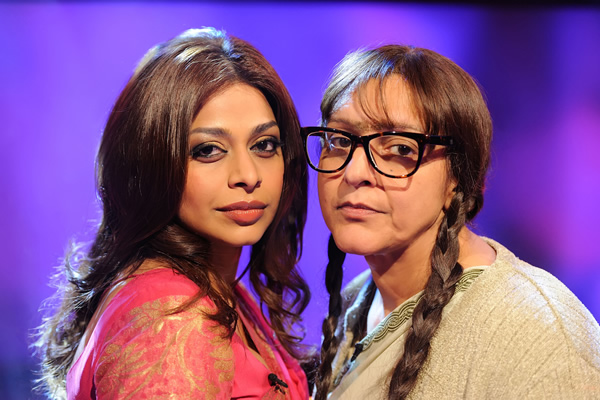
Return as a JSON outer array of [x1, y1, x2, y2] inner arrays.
[[314, 235, 346, 400], [387, 191, 468, 399]]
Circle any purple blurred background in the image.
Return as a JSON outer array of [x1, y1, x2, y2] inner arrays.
[[1, 2, 599, 398]]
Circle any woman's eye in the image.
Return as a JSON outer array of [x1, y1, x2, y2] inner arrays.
[[374, 136, 419, 157], [329, 135, 352, 149], [392, 144, 416, 156], [191, 143, 227, 160], [251, 137, 281, 155]]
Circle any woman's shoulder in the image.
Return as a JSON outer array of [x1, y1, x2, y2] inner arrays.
[[479, 238, 595, 320], [100, 267, 223, 334], [69, 268, 235, 399], [424, 238, 600, 397], [104, 266, 213, 310], [119, 266, 199, 297], [95, 267, 219, 344], [453, 237, 600, 362]]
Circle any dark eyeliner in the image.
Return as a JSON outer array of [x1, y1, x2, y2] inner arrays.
[[253, 137, 282, 153], [190, 143, 227, 159]]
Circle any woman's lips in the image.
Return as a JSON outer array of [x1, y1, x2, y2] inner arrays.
[[338, 202, 380, 219], [218, 201, 267, 225]]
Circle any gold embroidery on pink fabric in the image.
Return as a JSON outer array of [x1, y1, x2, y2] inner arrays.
[[95, 296, 235, 399]]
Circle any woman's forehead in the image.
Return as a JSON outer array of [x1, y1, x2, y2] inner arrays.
[[330, 77, 424, 132]]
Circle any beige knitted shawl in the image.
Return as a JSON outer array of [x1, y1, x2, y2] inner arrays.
[[329, 238, 600, 399]]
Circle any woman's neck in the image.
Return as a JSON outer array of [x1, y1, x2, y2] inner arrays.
[[365, 234, 434, 316], [366, 228, 495, 316], [210, 241, 242, 285]]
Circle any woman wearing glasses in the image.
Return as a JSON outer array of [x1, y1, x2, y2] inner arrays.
[[35, 28, 310, 399], [305, 45, 600, 399]]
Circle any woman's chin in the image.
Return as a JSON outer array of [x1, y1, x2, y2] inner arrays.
[[332, 237, 377, 257]]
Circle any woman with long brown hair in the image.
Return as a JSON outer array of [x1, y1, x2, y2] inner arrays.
[[34, 28, 310, 399], [306, 45, 600, 399]]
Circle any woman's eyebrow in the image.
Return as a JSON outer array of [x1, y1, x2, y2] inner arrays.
[[371, 121, 422, 132], [190, 126, 230, 137], [328, 117, 361, 129], [251, 120, 278, 136], [329, 117, 421, 133], [327, 117, 368, 133], [189, 120, 278, 138]]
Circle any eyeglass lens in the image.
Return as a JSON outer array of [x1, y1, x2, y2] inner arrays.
[[305, 131, 420, 177]]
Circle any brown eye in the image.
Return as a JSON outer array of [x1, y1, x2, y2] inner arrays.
[[328, 135, 352, 150], [372, 136, 419, 158], [191, 143, 227, 160], [392, 144, 415, 156], [251, 137, 281, 156]]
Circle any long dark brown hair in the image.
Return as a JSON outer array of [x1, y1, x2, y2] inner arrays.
[[315, 45, 492, 399], [34, 28, 310, 399]]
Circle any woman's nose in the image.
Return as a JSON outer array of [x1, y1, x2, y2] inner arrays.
[[228, 151, 261, 192], [343, 145, 377, 187]]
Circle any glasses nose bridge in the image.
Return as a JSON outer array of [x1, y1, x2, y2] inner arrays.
[[356, 134, 373, 150], [344, 133, 377, 170]]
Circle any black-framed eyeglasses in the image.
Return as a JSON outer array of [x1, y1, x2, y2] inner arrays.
[[301, 126, 454, 178]]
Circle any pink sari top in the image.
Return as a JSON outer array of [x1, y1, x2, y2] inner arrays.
[[67, 268, 308, 399]]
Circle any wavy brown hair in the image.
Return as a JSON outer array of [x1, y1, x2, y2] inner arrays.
[[315, 45, 492, 399], [33, 28, 310, 399]]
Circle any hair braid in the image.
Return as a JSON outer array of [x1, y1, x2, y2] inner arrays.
[[387, 192, 467, 399], [314, 234, 346, 400]]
